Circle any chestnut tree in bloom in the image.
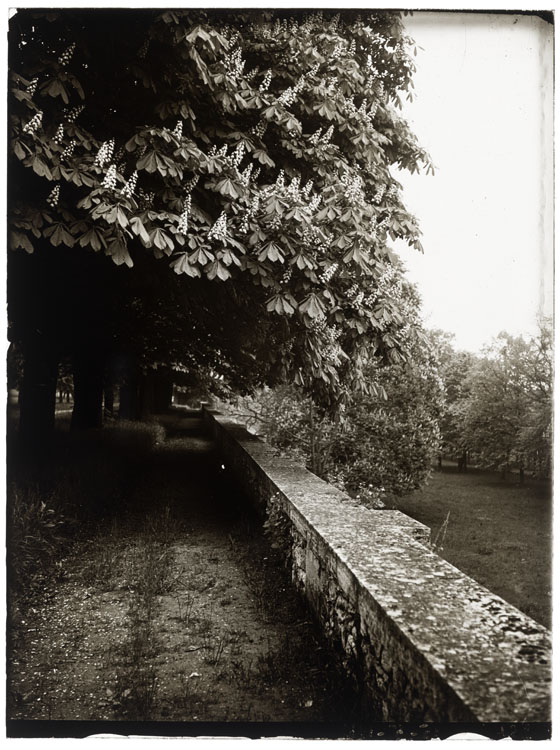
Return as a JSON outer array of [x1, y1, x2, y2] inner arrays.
[[8, 8, 433, 444]]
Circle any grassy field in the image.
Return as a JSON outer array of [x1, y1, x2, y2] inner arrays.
[[390, 464, 552, 628]]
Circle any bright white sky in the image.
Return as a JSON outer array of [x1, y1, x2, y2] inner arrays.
[[393, 11, 553, 353]]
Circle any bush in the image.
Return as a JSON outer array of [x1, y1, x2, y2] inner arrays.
[[7, 483, 76, 596], [231, 358, 443, 505]]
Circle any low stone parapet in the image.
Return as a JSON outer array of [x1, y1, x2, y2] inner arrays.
[[202, 409, 551, 724]]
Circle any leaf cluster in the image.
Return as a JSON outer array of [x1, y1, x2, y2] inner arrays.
[[9, 8, 433, 396]]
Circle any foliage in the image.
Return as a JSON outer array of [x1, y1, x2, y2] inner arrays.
[[233, 276, 443, 503], [436, 321, 553, 479], [428, 330, 478, 461], [8, 8, 432, 398], [7, 483, 76, 597], [460, 323, 552, 477]]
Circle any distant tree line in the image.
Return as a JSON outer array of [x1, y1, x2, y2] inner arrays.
[[435, 320, 552, 482]]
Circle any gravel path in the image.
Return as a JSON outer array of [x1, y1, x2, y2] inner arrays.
[[8, 412, 357, 732]]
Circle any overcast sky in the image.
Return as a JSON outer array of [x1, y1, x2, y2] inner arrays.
[[393, 11, 553, 353]]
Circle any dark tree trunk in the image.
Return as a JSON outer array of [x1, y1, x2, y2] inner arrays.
[[138, 370, 155, 421], [118, 361, 139, 420], [153, 370, 173, 414], [104, 385, 114, 418], [119, 383, 136, 420], [519, 465, 525, 485], [71, 351, 105, 430], [438, 454, 443, 471], [19, 341, 59, 455]]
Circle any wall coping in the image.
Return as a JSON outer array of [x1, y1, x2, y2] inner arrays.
[[203, 409, 551, 723]]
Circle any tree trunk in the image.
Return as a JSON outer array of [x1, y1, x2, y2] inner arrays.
[[138, 370, 155, 421], [117, 355, 139, 420], [71, 350, 105, 430], [18, 341, 59, 456], [119, 382, 136, 420], [153, 370, 173, 413], [104, 385, 114, 418]]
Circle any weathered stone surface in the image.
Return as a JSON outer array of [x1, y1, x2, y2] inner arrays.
[[203, 409, 551, 723]]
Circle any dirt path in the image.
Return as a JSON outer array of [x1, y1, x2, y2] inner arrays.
[[8, 412, 357, 731]]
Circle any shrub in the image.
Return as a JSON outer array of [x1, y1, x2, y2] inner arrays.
[[7, 483, 76, 596]]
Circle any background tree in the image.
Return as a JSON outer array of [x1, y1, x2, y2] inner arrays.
[[9, 8, 433, 452], [461, 324, 552, 481], [431, 331, 478, 470], [515, 320, 553, 479]]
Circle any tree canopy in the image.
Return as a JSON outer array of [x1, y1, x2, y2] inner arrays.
[[231, 274, 443, 503], [436, 322, 552, 480], [9, 8, 432, 406]]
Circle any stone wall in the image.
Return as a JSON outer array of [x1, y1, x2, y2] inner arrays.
[[202, 409, 551, 724]]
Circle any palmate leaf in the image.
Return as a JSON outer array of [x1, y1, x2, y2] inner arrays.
[[43, 222, 74, 247], [213, 177, 241, 199], [149, 227, 174, 254], [343, 243, 370, 269], [9, 230, 34, 253], [12, 139, 27, 160], [188, 246, 214, 266], [299, 293, 325, 319], [42, 77, 69, 103], [105, 237, 133, 268], [30, 155, 52, 179], [252, 149, 275, 167], [258, 241, 284, 263], [79, 226, 107, 252], [60, 165, 94, 187], [218, 249, 241, 267], [130, 216, 150, 243], [170, 252, 202, 277], [206, 260, 231, 281], [136, 151, 159, 172], [266, 293, 296, 315], [284, 115, 302, 133], [292, 252, 314, 270]]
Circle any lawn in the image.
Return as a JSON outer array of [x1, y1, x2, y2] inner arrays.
[[390, 464, 552, 629]]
